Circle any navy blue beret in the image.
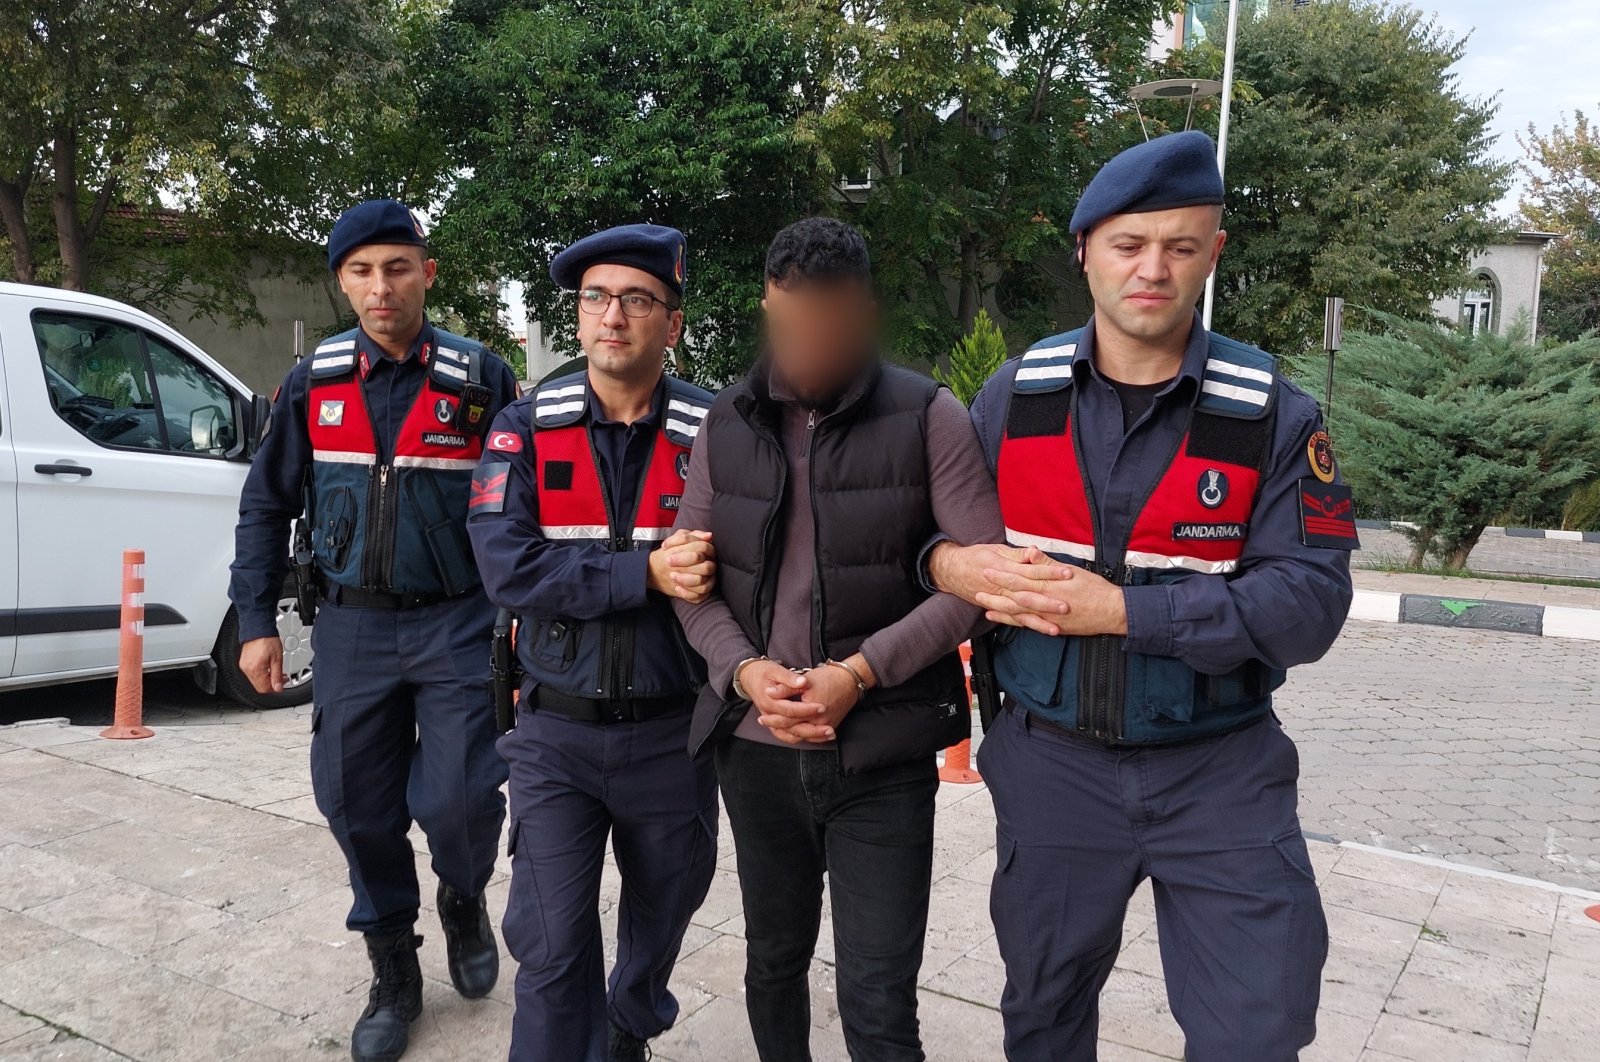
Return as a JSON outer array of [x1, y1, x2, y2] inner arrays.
[[551, 224, 687, 297], [327, 199, 428, 270], [1069, 131, 1225, 236]]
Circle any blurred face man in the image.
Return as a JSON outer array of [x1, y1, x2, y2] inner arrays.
[[1082, 204, 1225, 357], [577, 262, 683, 387], [336, 244, 437, 358], [761, 276, 878, 406]]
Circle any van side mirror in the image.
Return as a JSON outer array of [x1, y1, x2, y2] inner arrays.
[[243, 394, 273, 457], [190, 404, 226, 453]]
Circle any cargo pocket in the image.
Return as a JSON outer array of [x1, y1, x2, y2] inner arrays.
[[530, 620, 582, 674], [317, 486, 357, 569], [500, 818, 549, 968], [997, 629, 1073, 709], [404, 472, 477, 595], [1273, 829, 1327, 1024], [1206, 660, 1287, 707], [1130, 651, 1200, 726]]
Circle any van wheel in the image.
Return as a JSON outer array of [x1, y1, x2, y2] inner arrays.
[[215, 588, 315, 709]]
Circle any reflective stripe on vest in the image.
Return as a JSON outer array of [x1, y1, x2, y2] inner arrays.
[[534, 424, 690, 547]]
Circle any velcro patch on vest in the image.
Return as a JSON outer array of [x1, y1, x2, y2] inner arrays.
[[1006, 389, 1073, 440], [421, 431, 469, 448], [1298, 480, 1358, 550], [1187, 410, 1270, 469], [542, 460, 574, 491], [1173, 522, 1248, 542], [470, 466, 508, 514]]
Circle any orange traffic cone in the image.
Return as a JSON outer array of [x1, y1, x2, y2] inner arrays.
[[101, 549, 153, 740], [938, 643, 982, 784]]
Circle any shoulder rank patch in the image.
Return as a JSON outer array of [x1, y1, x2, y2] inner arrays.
[[1307, 430, 1336, 484], [1298, 481, 1358, 550], [469, 465, 508, 515]]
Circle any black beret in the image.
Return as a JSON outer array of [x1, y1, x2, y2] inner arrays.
[[550, 224, 687, 297], [1069, 131, 1225, 236], [327, 199, 428, 270]]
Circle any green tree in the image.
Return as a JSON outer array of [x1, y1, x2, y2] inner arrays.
[[934, 309, 1008, 405], [1518, 110, 1600, 342], [426, 0, 820, 386], [1333, 311, 1600, 571], [1165, 1, 1509, 357], [0, 0, 436, 323], [790, 0, 1175, 363]]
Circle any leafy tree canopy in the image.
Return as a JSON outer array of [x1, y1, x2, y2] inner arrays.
[[791, 0, 1175, 363], [1332, 310, 1600, 570], [1518, 109, 1600, 342], [0, 0, 442, 326], [426, 0, 820, 386], [1166, 0, 1510, 358]]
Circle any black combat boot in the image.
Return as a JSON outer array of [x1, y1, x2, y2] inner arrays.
[[608, 1022, 653, 1062], [351, 932, 423, 1062], [436, 882, 499, 998]]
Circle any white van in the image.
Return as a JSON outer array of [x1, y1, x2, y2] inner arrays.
[[0, 281, 312, 708]]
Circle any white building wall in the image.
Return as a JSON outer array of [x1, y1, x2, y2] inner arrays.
[[1431, 235, 1555, 341]]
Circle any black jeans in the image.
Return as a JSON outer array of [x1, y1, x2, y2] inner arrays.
[[715, 738, 938, 1062]]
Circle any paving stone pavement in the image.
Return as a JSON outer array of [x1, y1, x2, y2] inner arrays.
[[2, 617, 1599, 1061], [1279, 622, 1600, 889]]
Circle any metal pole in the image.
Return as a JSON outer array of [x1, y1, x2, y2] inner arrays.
[[1201, 0, 1241, 331]]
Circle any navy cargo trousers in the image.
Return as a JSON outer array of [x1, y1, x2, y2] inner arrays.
[[978, 706, 1327, 1062], [499, 709, 718, 1062], [309, 592, 509, 935]]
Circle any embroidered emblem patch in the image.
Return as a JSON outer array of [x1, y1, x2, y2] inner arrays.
[[1298, 481, 1358, 550], [469, 467, 507, 514], [435, 397, 455, 425], [1197, 469, 1229, 510], [675, 451, 691, 480], [1173, 522, 1247, 541], [318, 400, 345, 427], [488, 430, 523, 454], [1308, 430, 1336, 484]]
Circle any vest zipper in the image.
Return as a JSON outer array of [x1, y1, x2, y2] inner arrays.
[[805, 406, 828, 665], [353, 375, 399, 591]]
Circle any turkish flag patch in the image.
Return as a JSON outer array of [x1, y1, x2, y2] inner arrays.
[[470, 466, 508, 514], [1298, 480, 1359, 550], [488, 429, 523, 454]]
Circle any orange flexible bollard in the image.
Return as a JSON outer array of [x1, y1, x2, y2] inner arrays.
[[101, 549, 153, 740], [938, 642, 982, 784]]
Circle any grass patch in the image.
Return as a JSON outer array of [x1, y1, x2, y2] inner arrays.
[[1357, 555, 1600, 590]]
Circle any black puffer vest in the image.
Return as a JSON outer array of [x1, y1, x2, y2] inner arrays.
[[688, 360, 969, 773]]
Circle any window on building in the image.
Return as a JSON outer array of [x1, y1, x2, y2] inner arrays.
[[1183, 0, 1274, 47], [1460, 274, 1498, 336]]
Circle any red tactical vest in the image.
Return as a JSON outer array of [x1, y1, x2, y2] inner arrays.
[[304, 329, 490, 594], [997, 414, 1262, 575], [533, 423, 690, 550]]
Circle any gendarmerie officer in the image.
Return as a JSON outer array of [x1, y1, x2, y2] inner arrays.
[[467, 224, 719, 1062], [230, 199, 519, 1062], [929, 132, 1356, 1060]]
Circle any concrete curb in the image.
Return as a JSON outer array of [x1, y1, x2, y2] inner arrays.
[[1352, 588, 1600, 641], [1355, 519, 1600, 544]]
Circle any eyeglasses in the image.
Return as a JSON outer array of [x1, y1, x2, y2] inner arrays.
[[576, 288, 677, 318]]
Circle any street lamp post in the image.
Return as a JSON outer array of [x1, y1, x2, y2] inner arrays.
[[1201, 0, 1242, 330]]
